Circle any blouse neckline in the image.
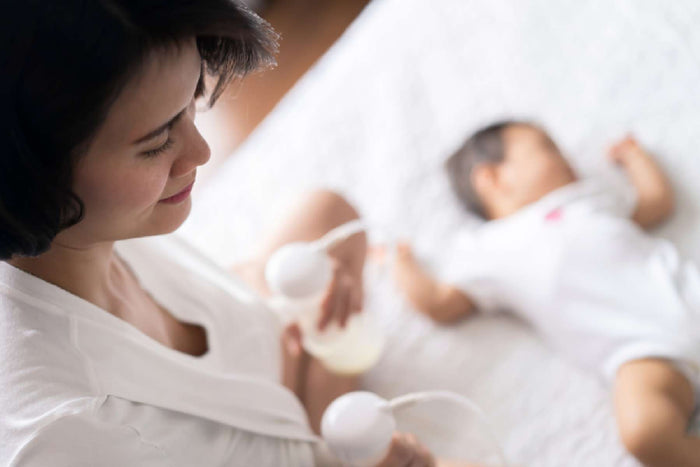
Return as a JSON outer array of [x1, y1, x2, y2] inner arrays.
[[0, 243, 217, 367]]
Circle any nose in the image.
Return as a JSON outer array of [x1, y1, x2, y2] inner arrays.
[[170, 118, 211, 178]]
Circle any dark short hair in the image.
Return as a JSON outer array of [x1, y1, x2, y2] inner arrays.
[[0, 0, 278, 260], [445, 120, 532, 219]]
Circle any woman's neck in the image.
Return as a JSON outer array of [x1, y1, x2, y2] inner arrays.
[[7, 240, 123, 311]]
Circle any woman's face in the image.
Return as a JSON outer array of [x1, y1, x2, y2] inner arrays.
[[57, 39, 210, 247]]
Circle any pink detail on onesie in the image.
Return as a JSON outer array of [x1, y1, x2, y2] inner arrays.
[[545, 207, 564, 222]]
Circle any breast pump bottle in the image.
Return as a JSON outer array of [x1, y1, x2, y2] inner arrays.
[[265, 220, 385, 375]]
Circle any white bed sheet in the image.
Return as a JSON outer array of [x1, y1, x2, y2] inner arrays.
[[180, 0, 700, 465]]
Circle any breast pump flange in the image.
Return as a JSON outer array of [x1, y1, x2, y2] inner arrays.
[[265, 220, 385, 375], [321, 390, 510, 467]]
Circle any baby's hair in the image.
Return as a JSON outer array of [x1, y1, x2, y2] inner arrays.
[[445, 120, 533, 219]]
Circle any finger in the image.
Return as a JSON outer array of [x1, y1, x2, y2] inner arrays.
[[328, 276, 346, 328], [608, 147, 624, 165], [281, 324, 307, 398], [350, 281, 363, 314], [319, 264, 342, 330], [320, 262, 341, 311], [282, 323, 303, 357], [338, 278, 353, 327], [319, 273, 343, 331], [396, 241, 411, 255], [609, 140, 624, 154], [390, 433, 414, 465], [404, 434, 435, 467], [401, 434, 425, 456], [403, 433, 423, 455], [413, 441, 435, 467], [396, 244, 416, 263], [368, 244, 388, 263], [376, 434, 403, 466]]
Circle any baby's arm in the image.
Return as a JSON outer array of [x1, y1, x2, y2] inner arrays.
[[609, 135, 675, 229], [393, 243, 475, 323]]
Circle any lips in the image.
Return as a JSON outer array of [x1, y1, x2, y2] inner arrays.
[[159, 180, 194, 204]]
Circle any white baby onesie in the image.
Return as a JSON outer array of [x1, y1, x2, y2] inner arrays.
[[444, 178, 700, 384]]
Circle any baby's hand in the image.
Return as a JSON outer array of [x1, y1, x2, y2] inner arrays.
[[393, 242, 420, 290], [392, 242, 474, 322], [395, 242, 415, 262], [608, 134, 649, 166]]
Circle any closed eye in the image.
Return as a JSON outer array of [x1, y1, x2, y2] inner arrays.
[[142, 136, 175, 158]]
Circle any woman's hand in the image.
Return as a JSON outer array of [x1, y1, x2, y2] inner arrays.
[[375, 432, 436, 467], [317, 258, 363, 331]]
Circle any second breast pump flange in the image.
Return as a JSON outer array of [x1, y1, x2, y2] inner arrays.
[[320, 390, 509, 467]]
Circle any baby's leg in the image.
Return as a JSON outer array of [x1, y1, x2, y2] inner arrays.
[[614, 358, 700, 467]]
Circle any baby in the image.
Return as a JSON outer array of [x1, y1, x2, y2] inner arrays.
[[393, 121, 700, 467]]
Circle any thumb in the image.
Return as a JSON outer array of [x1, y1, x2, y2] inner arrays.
[[282, 323, 303, 356]]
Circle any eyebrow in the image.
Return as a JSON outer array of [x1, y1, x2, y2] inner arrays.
[[132, 107, 187, 145]]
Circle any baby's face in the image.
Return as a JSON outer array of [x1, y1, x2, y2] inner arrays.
[[496, 124, 575, 208]]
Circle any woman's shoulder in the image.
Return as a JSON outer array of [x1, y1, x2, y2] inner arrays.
[[0, 290, 101, 465], [0, 281, 170, 466], [0, 282, 95, 393]]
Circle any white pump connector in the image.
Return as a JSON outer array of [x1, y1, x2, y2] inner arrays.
[[321, 390, 509, 466]]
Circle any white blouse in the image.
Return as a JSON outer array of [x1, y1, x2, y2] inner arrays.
[[0, 233, 327, 466]]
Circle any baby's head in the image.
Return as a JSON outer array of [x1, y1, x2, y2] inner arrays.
[[445, 121, 576, 220]]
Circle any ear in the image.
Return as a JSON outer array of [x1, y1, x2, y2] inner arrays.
[[470, 163, 498, 198]]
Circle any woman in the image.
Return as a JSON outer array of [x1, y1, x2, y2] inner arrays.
[[0, 1, 439, 465]]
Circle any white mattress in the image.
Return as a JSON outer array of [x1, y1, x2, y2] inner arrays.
[[180, 0, 700, 465]]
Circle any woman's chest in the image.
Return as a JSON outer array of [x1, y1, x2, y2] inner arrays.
[[113, 284, 209, 357]]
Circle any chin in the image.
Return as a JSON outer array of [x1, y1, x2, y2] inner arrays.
[[148, 197, 193, 236]]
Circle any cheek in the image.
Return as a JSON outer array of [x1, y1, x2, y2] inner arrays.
[[539, 154, 569, 183], [501, 157, 534, 191], [500, 156, 550, 198], [500, 164, 520, 189], [74, 163, 167, 219]]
